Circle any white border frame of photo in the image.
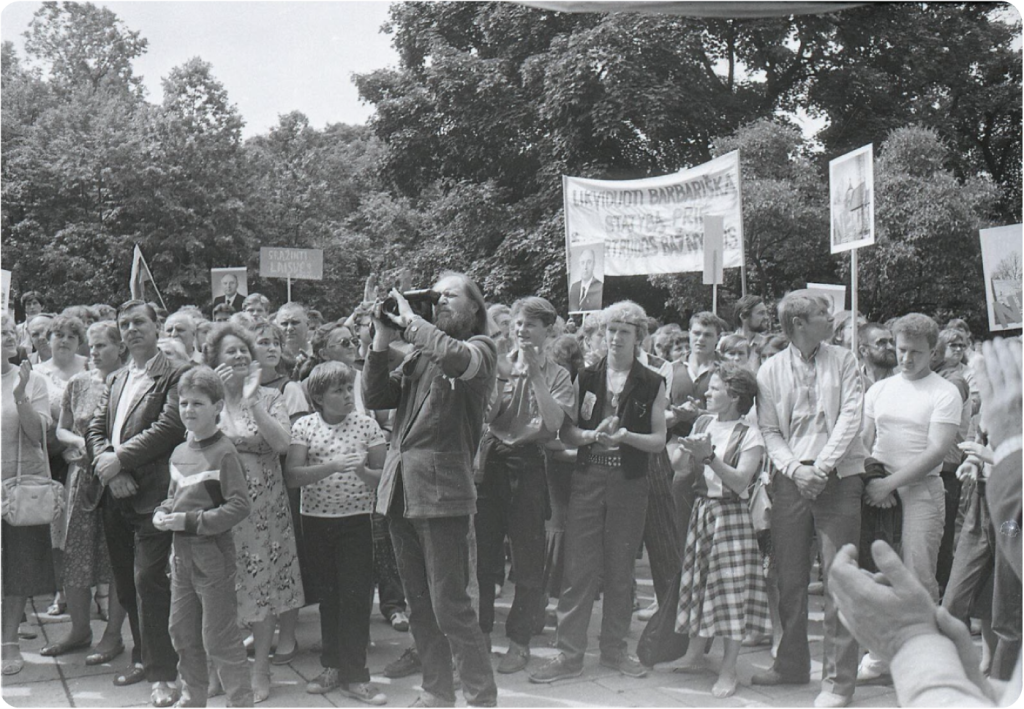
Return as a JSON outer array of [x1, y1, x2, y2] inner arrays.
[[211, 267, 248, 302], [829, 144, 875, 254], [979, 224, 1023, 333]]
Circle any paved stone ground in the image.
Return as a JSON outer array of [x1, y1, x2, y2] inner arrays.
[[3, 555, 900, 708]]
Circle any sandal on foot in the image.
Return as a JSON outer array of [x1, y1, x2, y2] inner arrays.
[[151, 682, 180, 708], [46, 599, 68, 616], [41, 634, 93, 657], [86, 642, 125, 666], [2, 643, 24, 676], [113, 663, 146, 687]]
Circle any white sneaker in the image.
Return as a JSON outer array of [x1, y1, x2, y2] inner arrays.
[[857, 653, 890, 682], [814, 691, 852, 708]]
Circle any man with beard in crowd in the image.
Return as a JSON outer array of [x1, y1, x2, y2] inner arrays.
[[363, 272, 498, 708], [857, 323, 897, 388], [734, 295, 769, 369]]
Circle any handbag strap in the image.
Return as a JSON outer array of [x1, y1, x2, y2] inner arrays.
[[14, 407, 51, 481]]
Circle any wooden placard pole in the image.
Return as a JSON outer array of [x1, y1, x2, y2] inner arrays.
[[850, 249, 859, 355]]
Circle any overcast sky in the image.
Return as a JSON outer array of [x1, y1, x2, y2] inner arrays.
[[0, 1, 399, 138]]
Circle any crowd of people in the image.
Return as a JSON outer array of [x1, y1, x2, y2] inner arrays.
[[0, 277, 1020, 709]]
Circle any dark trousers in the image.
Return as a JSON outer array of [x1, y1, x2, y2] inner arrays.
[[169, 534, 251, 707], [770, 472, 862, 697], [389, 478, 497, 706], [286, 485, 319, 606], [372, 513, 407, 621], [937, 462, 963, 596], [475, 437, 547, 646], [555, 464, 649, 664], [303, 514, 374, 683], [102, 497, 178, 681], [642, 451, 681, 608], [942, 481, 1023, 681], [671, 467, 696, 554]]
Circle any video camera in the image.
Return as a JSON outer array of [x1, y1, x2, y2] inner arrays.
[[374, 289, 441, 327]]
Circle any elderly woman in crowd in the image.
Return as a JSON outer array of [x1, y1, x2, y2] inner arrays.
[[41, 321, 130, 664], [205, 322, 304, 703], [1, 314, 56, 675]]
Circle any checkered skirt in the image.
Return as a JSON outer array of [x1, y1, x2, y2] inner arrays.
[[675, 496, 771, 640]]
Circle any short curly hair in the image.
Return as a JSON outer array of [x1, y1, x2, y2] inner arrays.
[[47, 314, 88, 344], [203, 322, 257, 367], [715, 363, 758, 415], [601, 300, 649, 343]]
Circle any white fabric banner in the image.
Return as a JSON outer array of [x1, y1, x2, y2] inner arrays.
[[563, 151, 744, 277]]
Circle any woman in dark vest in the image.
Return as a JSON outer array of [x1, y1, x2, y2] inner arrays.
[[530, 300, 667, 684]]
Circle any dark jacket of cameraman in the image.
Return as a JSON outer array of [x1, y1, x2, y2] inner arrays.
[[363, 315, 497, 518]]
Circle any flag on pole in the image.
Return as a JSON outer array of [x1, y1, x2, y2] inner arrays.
[[129, 245, 166, 309]]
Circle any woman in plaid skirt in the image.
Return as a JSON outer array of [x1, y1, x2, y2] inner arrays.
[[671, 364, 770, 698]]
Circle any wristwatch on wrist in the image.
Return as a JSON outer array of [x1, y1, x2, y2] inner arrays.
[[703, 449, 717, 465]]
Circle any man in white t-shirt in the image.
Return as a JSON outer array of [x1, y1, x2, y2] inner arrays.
[[858, 313, 961, 682]]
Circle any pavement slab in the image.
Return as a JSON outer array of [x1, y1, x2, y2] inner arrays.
[[2, 556, 903, 708]]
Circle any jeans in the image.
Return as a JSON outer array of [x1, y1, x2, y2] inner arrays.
[[102, 498, 178, 681], [770, 472, 862, 697], [475, 437, 547, 646], [555, 463, 649, 665], [169, 534, 251, 707], [304, 514, 374, 682], [898, 476, 945, 603], [389, 477, 497, 706]]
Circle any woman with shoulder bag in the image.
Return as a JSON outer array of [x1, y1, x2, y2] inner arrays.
[[1, 313, 57, 675], [41, 321, 131, 664], [670, 364, 769, 698]]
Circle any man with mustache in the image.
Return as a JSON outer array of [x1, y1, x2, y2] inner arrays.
[[363, 272, 498, 708], [857, 323, 898, 388]]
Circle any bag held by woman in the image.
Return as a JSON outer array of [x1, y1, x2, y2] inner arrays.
[[3, 430, 65, 527]]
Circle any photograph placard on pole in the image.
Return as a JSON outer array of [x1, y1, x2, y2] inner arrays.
[[806, 283, 847, 315], [211, 267, 247, 310], [1, 269, 10, 316], [829, 144, 875, 254], [979, 224, 1023, 332]]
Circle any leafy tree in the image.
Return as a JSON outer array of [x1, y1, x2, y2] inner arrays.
[[23, 1, 147, 98], [128, 57, 252, 306]]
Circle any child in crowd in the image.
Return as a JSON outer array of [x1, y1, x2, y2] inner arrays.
[[154, 366, 253, 707], [286, 361, 387, 705]]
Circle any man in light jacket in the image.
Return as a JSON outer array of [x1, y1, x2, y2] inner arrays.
[[754, 289, 867, 709]]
